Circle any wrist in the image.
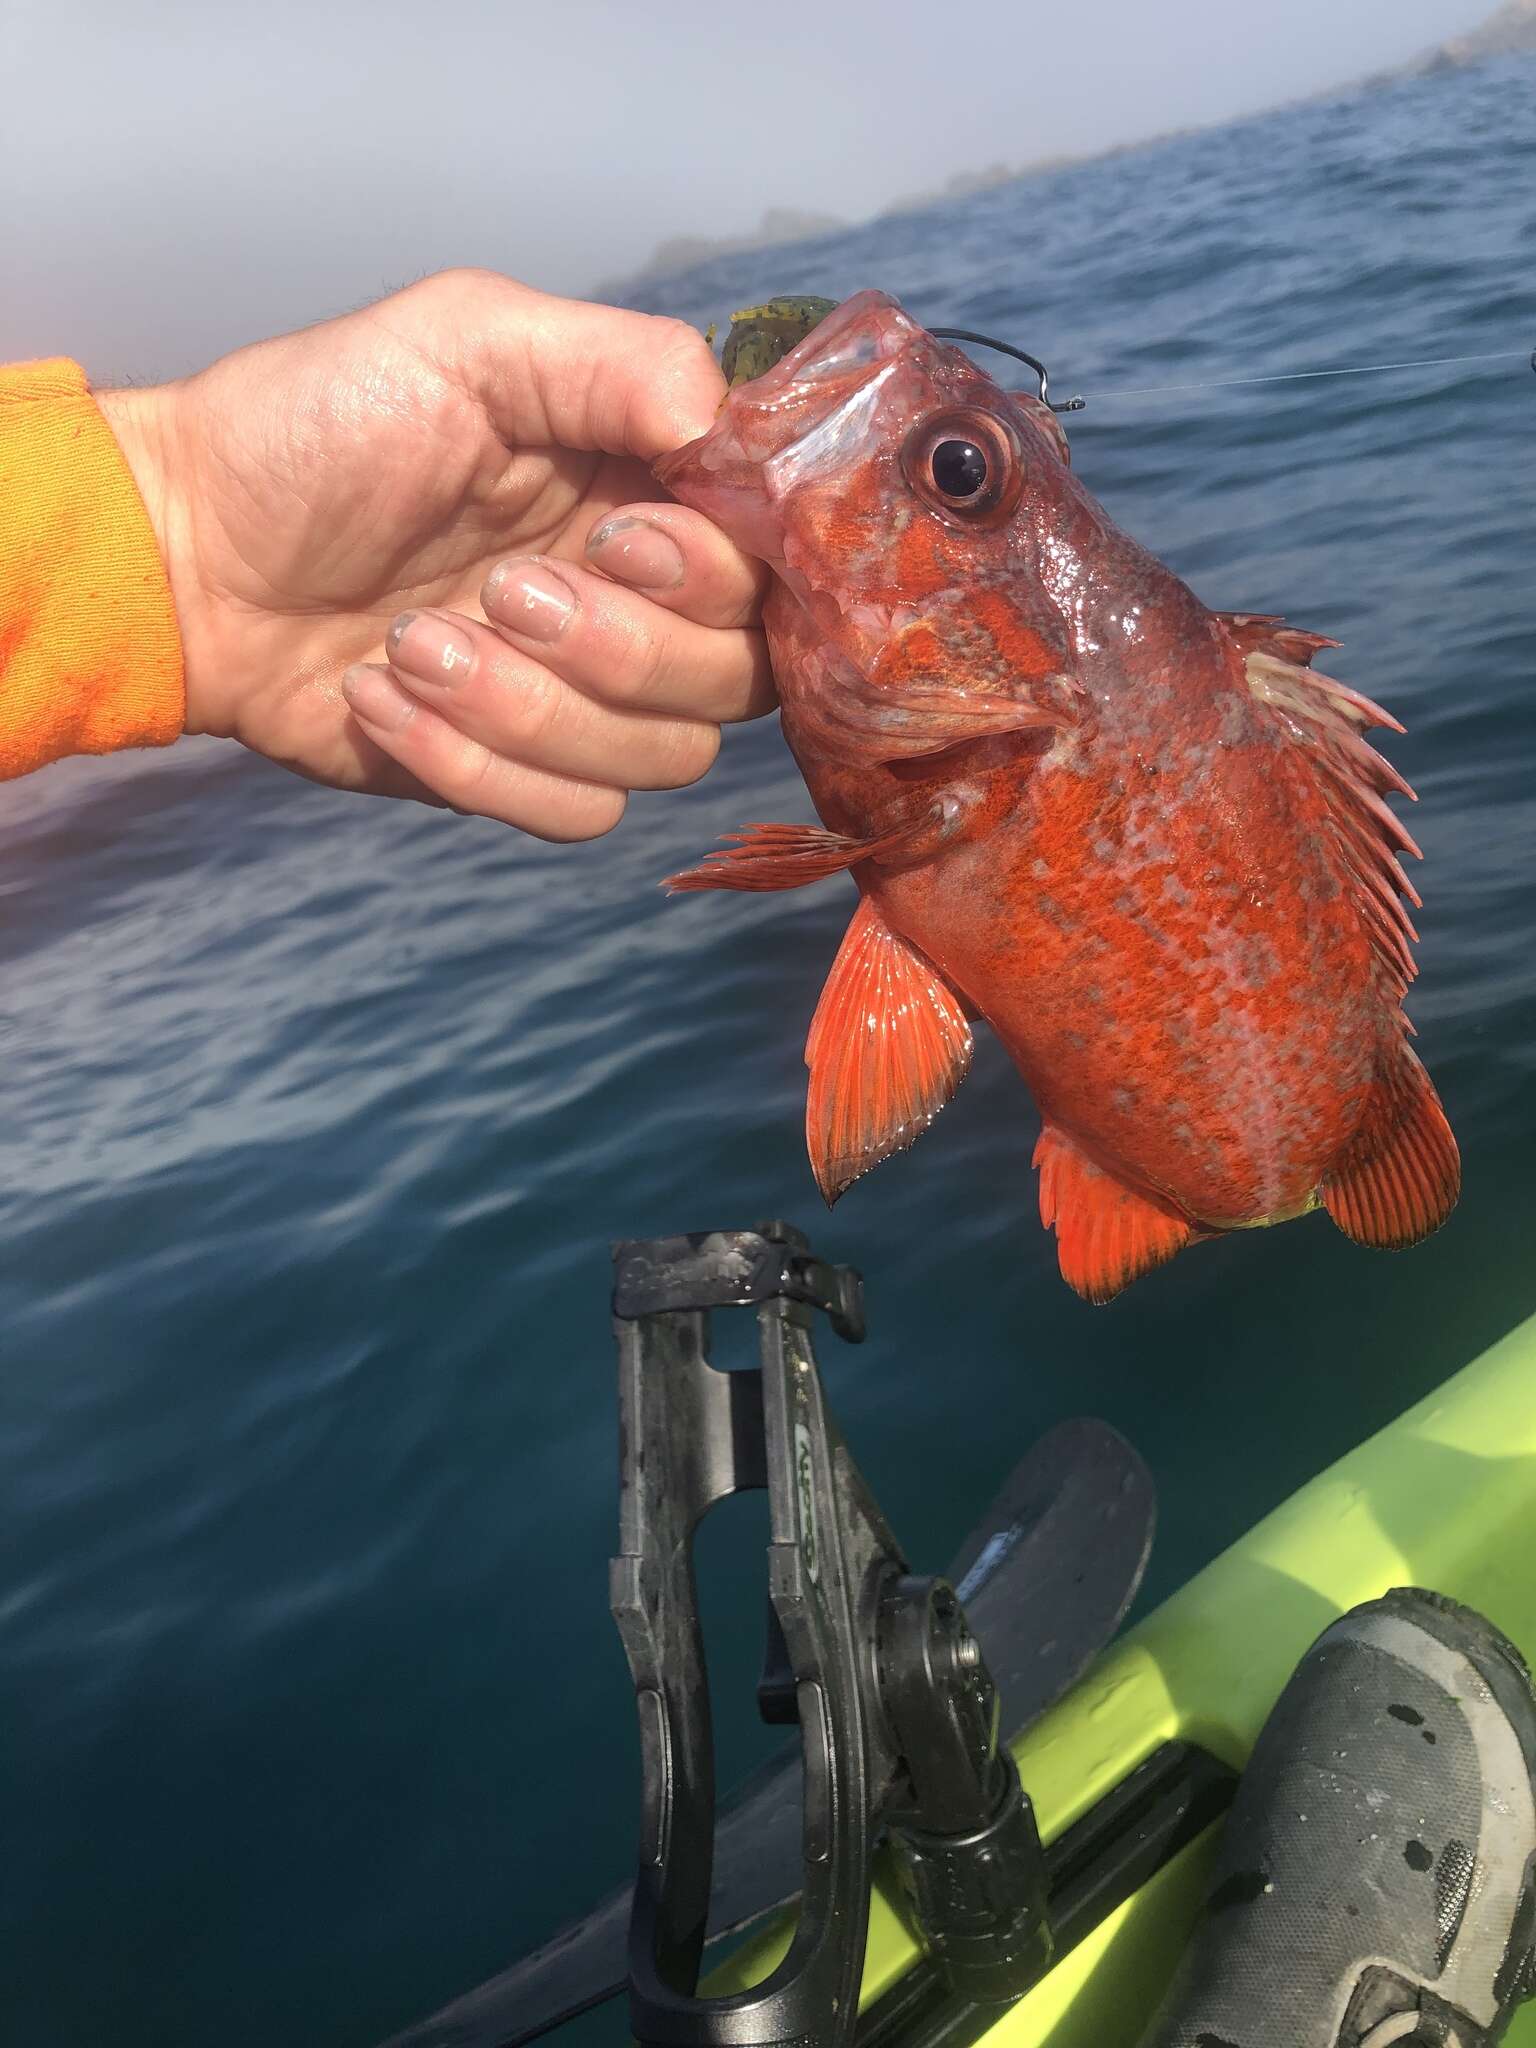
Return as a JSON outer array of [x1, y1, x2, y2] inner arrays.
[[96, 381, 203, 735]]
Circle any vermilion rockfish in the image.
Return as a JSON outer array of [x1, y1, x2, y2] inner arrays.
[[655, 291, 1459, 1302]]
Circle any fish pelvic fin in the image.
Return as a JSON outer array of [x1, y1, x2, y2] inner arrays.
[[1034, 1123, 1196, 1305], [805, 894, 972, 1203], [1230, 617, 1422, 1002], [1322, 1046, 1460, 1250], [664, 818, 923, 893], [663, 811, 950, 892]]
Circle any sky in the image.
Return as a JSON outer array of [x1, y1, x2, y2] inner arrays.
[[0, 0, 1498, 384]]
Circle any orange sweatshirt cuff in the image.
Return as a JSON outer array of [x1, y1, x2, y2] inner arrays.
[[0, 358, 185, 781]]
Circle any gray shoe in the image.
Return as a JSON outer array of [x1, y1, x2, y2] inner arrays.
[[1140, 1588, 1536, 2048]]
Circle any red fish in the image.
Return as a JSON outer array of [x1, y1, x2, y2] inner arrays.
[[654, 291, 1459, 1302]]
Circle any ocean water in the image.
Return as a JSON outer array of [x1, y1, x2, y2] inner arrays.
[[4, 54, 1534, 2048]]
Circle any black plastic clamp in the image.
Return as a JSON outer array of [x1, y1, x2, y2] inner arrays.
[[608, 1225, 1047, 2048], [612, 1223, 866, 1343]]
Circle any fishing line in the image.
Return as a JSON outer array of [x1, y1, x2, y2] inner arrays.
[[932, 327, 1533, 414], [1079, 346, 1535, 406]]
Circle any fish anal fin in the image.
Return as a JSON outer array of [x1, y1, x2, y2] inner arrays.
[[665, 818, 917, 893], [1322, 1048, 1460, 1250], [805, 895, 971, 1202], [1034, 1124, 1196, 1304]]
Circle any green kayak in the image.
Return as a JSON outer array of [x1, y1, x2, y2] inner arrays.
[[391, 1259, 1536, 2048], [710, 1306, 1536, 2043]]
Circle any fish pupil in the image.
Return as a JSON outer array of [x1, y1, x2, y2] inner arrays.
[[931, 438, 987, 498]]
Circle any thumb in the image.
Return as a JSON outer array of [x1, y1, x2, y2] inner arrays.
[[403, 269, 726, 461]]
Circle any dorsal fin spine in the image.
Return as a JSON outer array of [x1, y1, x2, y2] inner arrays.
[[1235, 619, 1427, 1000]]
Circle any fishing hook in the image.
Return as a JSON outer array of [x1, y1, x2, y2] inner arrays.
[[930, 328, 1087, 414]]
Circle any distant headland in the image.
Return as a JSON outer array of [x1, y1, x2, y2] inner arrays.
[[1402, 0, 1536, 68], [601, 0, 1536, 298]]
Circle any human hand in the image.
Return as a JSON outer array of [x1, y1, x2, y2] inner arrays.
[[98, 271, 771, 837]]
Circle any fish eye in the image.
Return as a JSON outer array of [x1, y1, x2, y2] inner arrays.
[[901, 407, 1022, 526], [930, 439, 988, 498]]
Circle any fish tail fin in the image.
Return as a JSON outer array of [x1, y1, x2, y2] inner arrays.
[[1321, 1047, 1460, 1250], [1034, 1123, 1197, 1304]]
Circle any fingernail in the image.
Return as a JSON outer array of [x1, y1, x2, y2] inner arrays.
[[386, 611, 475, 687], [342, 663, 415, 732], [483, 560, 576, 642], [585, 516, 685, 591]]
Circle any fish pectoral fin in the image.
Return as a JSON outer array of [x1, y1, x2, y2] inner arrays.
[[1034, 1124, 1196, 1305], [1322, 1047, 1460, 1250], [805, 895, 972, 1203], [664, 818, 926, 893]]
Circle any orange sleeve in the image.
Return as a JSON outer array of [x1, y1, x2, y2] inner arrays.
[[0, 358, 184, 782]]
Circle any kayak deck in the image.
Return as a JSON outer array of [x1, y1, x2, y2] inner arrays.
[[712, 1305, 1536, 2044]]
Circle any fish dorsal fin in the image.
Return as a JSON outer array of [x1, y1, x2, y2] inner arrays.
[[804, 894, 972, 1203], [1215, 611, 1341, 667], [1323, 1046, 1460, 1249], [1228, 616, 1423, 1000], [1033, 1124, 1195, 1304]]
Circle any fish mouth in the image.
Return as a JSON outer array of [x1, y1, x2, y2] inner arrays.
[[719, 296, 840, 386], [656, 291, 928, 489], [652, 290, 961, 567], [724, 291, 921, 462]]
